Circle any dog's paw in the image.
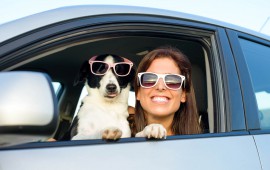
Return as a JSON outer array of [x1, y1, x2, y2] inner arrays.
[[135, 124, 167, 139], [102, 128, 122, 140]]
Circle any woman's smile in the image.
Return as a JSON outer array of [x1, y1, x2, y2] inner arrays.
[[151, 96, 169, 103]]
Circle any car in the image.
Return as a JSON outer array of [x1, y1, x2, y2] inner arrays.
[[0, 4, 270, 170]]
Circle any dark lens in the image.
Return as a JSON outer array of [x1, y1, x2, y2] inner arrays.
[[165, 75, 182, 89], [92, 62, 108, 74], [115, 63, 130, 76], [141, 73, 158, 87]]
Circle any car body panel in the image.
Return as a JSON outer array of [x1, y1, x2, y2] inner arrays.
[[253, 134, 270, 170], [0, 135, 261, 170], [0, 5, 269, 43]]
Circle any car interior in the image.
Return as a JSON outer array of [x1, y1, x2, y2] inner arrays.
[[11, 35, 213, 140]]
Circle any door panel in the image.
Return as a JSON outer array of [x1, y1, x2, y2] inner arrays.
[[0, 135, 261, 170], [254, 134, 270, 170]]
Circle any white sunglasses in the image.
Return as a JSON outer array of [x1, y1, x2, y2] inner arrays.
[[138, 72, 185, 90]]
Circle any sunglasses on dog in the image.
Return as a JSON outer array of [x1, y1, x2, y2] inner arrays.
[[89, 56, 133, 76], [138, 72, 185, 90]]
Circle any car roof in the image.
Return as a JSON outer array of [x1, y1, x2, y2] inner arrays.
[[0, 5, 270, 43]]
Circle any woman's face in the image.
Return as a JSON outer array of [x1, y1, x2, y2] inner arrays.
[[137, 57, 186, 123]]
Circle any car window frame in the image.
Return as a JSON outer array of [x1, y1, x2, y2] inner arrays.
[[0, 14, 248, 148], [216, 28, 246, 132]]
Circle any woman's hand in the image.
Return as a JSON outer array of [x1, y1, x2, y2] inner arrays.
[[47, 138, 56, 141], [135, 124, 167, 139]]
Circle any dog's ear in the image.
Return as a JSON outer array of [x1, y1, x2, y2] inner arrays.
[[73, 61, 90, 86], [129, 66, 136, 91]]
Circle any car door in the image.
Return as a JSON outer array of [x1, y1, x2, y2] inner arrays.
[[0, 5, 262, 170]]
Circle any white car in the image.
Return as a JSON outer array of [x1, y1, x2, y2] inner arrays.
[[0, 5, 270, 170]]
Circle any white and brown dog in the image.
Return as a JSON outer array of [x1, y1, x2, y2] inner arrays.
[[70, 54, 135, 140]]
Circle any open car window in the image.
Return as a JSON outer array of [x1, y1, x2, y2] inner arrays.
[[1, 14, 236, 143], [16, 35, 213, 140]]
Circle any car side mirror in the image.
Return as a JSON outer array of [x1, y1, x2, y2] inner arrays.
[[0, 71, 59, 147]]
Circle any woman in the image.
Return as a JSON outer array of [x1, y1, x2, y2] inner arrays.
[[133, 46, 202, 138]]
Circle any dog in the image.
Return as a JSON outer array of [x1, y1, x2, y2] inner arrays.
[[70, 54, 135, 140]]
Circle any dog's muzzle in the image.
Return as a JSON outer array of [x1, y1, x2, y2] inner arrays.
[[105, 84, 118, 98]]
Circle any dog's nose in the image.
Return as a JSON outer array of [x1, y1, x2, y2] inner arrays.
[[106, 84, 117, 93]]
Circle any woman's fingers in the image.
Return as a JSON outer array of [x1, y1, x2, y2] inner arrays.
[[135, 124, 167, 139]]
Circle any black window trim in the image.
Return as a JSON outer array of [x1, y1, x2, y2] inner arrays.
[[216, 28, 246, 132]]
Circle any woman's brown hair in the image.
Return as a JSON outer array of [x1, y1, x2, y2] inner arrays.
[[133, 46, 202, 135]]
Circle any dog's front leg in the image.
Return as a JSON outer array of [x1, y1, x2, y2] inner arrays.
[[102, 127, 122, 140]]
